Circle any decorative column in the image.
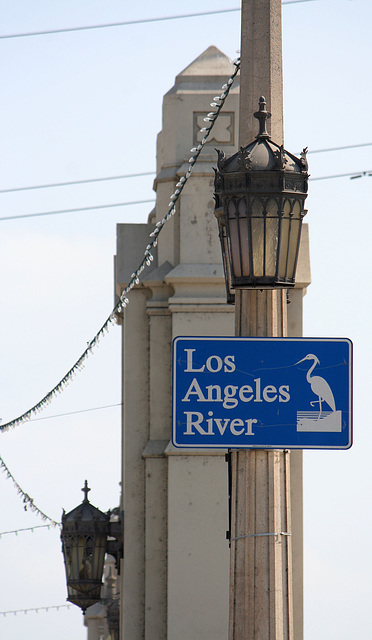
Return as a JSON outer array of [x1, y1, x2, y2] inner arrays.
[[229, 1, 293, 638]]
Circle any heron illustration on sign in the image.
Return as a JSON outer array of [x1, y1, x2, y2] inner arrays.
[[295, 354, 336, 421]]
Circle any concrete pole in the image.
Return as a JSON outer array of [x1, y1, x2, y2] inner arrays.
[[228, 1, 294, 639], [239, 0, 283, 146]]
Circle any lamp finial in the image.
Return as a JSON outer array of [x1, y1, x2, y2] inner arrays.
[[82, 480, 91, 503], [254, 96, 271, 139]]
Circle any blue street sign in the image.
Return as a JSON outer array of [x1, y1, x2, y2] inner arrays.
[[172, 337, 352, 450]]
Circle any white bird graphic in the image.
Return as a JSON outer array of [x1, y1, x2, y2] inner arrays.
[[295, 354, 336, 419]]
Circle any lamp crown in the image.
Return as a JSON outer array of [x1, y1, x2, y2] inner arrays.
[[254, 96, 271, 139]]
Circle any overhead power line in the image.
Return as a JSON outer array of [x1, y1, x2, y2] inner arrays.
[[306, 142, 372, 155], [0, 169, 370, 222], [0, 2, 316, 40], [28, 402, 122, 422], [0, 199, 155, 222], [0, 143, 370, 196], [0, 8, 240, 40], [0, 171, 155, 194], [311, 170, 372, 182]]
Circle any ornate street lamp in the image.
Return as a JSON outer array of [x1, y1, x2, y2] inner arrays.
[[214, 96, 308, 298], [61, 481, 121, 613]]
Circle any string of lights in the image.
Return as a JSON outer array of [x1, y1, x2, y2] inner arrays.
[[0, 402, 119, 521], [0, 605, 71, 616], [0, 524, 53, 538], [0, 57, 240, 432], [0, 56, 368, 422], [0, 456, 60, 527]]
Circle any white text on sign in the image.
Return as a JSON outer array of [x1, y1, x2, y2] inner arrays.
[[181, 348, 290, 437]]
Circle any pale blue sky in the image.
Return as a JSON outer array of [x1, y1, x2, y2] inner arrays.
[[0, 1, 371, 638]]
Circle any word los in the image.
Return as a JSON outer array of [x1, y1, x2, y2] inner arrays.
[[184, 349, 236, 373]]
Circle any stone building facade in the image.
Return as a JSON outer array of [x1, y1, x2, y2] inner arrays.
[[114, 46, 310, 640]]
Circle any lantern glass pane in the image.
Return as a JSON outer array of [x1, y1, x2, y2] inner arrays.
[[238, 198, 250, 276], [64, 532, 107, 594], [228, 198, 250, 279], [94, 535, 107, 581], [82, 536, 95, 583], [63, 538, 72, 579], [63, 535, 81, 583], [218, 216, 234, 302], [228, 200, 241, 278], [278, 199, 291, 279], [264, 198, 279, 278], [251, 198, 264, 277], [78, 536, 89, 581], [287, 199, 302, 279]]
